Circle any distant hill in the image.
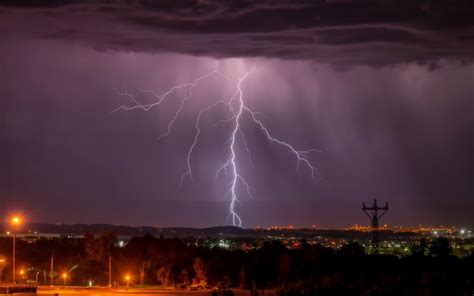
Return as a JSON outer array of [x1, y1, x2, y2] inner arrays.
[[0, 223, 417, 240]]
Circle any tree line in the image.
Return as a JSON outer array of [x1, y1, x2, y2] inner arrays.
[[0, 232, 473, 295]]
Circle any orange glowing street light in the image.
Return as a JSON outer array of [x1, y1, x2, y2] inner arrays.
[[124, 274, 131, 291], [19, 269, 25, 284], [62, 272, 68, 287], [10, 216, 22, 226], [9, 214, 24, 284]]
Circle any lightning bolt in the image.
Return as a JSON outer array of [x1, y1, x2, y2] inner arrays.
[[114, 69, 320, 227]]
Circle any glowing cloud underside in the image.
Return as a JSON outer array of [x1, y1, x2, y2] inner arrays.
[[114, 70, 319, 227]]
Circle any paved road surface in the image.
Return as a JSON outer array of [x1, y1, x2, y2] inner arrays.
[[35, 287, 259, 296]]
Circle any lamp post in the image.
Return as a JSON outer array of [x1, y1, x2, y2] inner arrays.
[[19, 270, 24, 284], [124, 274, 130, 291], [62, 273, 68, 287], [10, 216, 23, 285]]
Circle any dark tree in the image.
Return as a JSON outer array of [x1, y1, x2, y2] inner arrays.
[[429, 237, 452, 257], [338, 242, 365, 257]]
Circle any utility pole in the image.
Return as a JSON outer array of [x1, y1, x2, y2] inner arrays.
[[362, 199, 388, 255]]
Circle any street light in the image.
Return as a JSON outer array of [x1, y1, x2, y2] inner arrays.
[[19, 269, 25, 284], [9, 215, 23, 284], [124, 274, 131, 291], [11, 217, 21, 226], [62, 273, 68, 287]]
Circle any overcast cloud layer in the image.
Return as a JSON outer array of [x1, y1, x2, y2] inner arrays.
[[1, 0, 474, 68]]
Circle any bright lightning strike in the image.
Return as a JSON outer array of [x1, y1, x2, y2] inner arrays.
[[114, 69, 320, 227]]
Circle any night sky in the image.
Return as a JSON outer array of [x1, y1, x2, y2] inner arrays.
[[1, 1, 473, 228]]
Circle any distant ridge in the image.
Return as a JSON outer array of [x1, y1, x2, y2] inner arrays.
[[0, 222, 252, 237], [0, 223, 417, 240]]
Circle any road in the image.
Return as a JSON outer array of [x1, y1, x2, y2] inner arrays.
[[35, 286, 259, 296]]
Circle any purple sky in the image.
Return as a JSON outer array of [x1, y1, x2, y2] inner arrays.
[[1, 1, 473, 228]]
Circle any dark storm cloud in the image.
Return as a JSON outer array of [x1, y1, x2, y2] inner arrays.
[[2, 0, 474, 67]]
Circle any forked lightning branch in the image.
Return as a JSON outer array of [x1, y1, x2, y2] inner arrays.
[[114, 70, 319, 227]]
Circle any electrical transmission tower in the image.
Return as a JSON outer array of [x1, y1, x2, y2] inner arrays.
[[362, 199, 388, 255]]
